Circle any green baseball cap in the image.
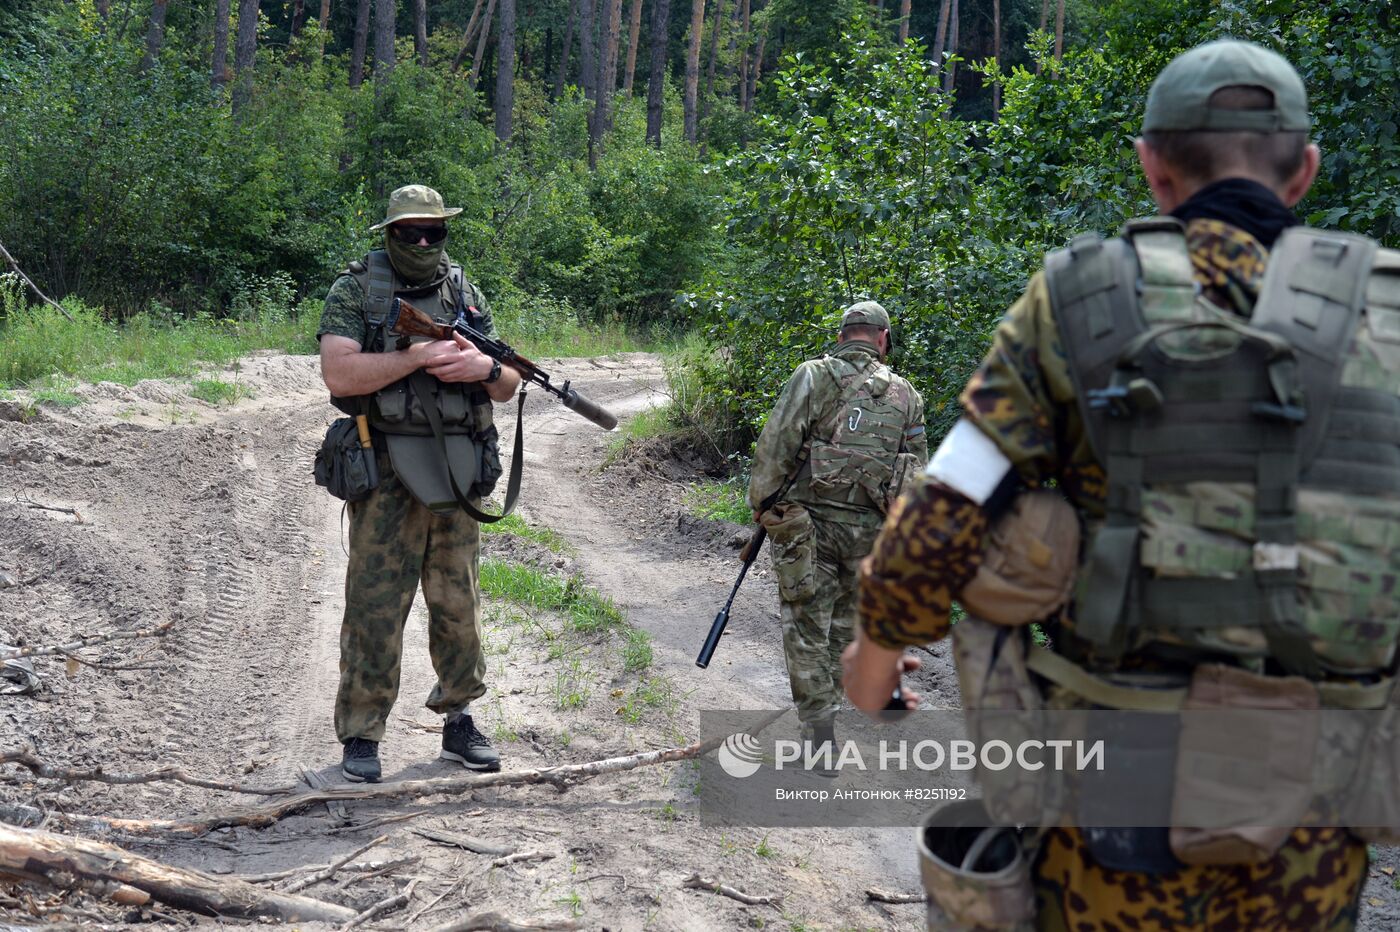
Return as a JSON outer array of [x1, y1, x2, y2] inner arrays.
[[368, 184, 463, 231], [841, 300, 890, 330], [1142, 39, 1309, 133]]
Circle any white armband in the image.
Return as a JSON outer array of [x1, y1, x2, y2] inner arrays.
[[925, 418, 1013, 506]]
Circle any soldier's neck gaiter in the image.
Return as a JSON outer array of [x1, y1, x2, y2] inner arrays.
[[385, 237, 445, 288]]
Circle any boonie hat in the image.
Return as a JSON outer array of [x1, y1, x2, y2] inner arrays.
[[369, 184, 463, 231], [1143, 39, 1309, 133], [841, 300, 891, 330]]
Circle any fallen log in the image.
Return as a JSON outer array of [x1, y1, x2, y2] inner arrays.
[[0, 622, 174, 661], [428, 912, 581, 932], [865, 887, 925, 905], [0, 747, 296, 796], [0, 823, 356, 923], [37, 716, 784, 838], [682, 872, 782, 907]]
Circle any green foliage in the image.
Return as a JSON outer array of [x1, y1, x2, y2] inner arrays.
[[479, 512, 575, 554], [683, 480, 750, 524], [479, 560, 625, 635], [623, 628, 655, 672], [190, 379, 252, 405]]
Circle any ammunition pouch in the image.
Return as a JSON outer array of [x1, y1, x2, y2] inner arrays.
[[313, 417, 378, 502], [918, 799, 1035, 931], [763, 503, 816, 602], [959, 490, 1079, 627], [886, 450, 923, 511]]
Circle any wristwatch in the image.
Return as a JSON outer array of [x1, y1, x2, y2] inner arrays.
[[484, 359, 502, 384]]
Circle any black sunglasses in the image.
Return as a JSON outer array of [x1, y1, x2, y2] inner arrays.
[[388, 223, 448, 245]]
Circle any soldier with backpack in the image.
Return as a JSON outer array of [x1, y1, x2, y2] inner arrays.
[[317, 184, 520, 783], [749, 301, 926, 756], [843, 39, 1400, 929]]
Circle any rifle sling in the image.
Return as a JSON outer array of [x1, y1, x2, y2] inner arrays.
[[408, 369, 525, 524]]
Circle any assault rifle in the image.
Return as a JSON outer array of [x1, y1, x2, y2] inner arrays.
[[389, 297, 619, 431]]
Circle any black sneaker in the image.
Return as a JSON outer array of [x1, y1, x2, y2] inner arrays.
[[441, 713, 501, 772], [341, 737, 381, 783]]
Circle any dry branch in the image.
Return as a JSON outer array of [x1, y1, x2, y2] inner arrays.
[[0, 238, 74, 322], [428, 912, 581, 932], [0, 748, 296, 796], [335, 856, 418, 889], [865, 887, 924, 905], [325, 811, 424, 834], [69, 722, 779, 838], [0, 621, 174, 662], [682, 872, 782, 907], [283, 834, 387, 893], [0, 823, 356, 923], [238, 856, 414, 885], [407, 878, 463, 924], [491, 850, 553, 868], [341, 878, 416, 930], [413, 827, 513, 856]]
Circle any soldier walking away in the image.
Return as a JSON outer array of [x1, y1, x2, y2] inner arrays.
[[844, 40, 1400, 930], [749, 302, 926, 760], [317, 185, 522, 782]]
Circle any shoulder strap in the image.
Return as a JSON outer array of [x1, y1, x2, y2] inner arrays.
[[819, 355, 882, 438], [1250, 226, 1378, 467], [408, 371, 525, 524], [365, 250, 396, 329]]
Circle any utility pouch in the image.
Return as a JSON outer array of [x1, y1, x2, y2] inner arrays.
[[885, 451, 923, 511], [1343, 678, 1400, 843], [960, 490, 1080, 627], [1168, 664, 1319, 865], [762, 503, 816, 602], [918, 799, 1035, 931], [954, 616, 1052, 826], [474, 423, 503, 499], [313, 417, 377, 502]]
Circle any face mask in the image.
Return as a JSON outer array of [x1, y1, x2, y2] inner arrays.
[[385, 236, 445, 287]]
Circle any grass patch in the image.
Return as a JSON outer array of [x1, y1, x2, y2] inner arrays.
[[190, 378, 251, 405], [683, 480, 750, 524], [622, 629, 654, 672], [30, 374, 81, 407], [479, 512, 573, 554], [755, 833, 777, 859], [618, 676, 675, 723], [480, 560, 624, 634], [605, 402, 676, 463]]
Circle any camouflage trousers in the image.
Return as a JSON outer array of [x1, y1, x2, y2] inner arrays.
[[772, 515, 880, 726], [1030, 826, 1366, 931], [334, 452, 487, 743]]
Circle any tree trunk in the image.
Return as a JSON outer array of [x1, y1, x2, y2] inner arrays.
[[495, 0, 516, 141], [744, 28, 764, 109], [211, 0, 231, 91], [553, 0, 577, 97], [373, 0, 397, 90], [96, 0, 110, 18], [931, 0, 951, 70], [592, 0, 623, 156], [231, 0, 259, 114], [992, 0, 1001, 114], [413, 0, 428, 65], [622, 0, 643, 94], [941, 0, 958, 92], [140, 0, 167, 72], [291, 0, 307, 36], [1053, 0, 1065, 61], [682, 0, 704, 143], [736, 0, 749, 112], [578, 0, 598, 100], [698, 0, 725, 126], [897, 0, 910, 43], [469, 0, 498, 87], [644, 0, 669, 146], [318, 0, 332, 56], [451, 0, 488, 72], [0, 824, 357, 924], [350, 0, 372, 87]]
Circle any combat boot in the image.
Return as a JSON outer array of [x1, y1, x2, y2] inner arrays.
[[807, 722, 840, 779], [441, 712, 501, 772], [341, 737, 381, 783]]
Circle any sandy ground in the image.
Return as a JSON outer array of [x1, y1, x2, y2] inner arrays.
[[0, 352, 932, 931], [2, 351, 1397, 930]]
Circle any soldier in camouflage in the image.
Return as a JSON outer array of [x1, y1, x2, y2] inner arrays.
[[748, 302, 926, 756], [844, 41, 1397, 930], [318, 185, 522, 782]]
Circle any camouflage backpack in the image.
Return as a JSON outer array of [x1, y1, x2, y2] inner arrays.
[[807, 354, 923, 515], [1047, 217, 1400, 677]]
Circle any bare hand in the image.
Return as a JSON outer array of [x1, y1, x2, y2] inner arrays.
[[417, 332, 494, 383], [842, 629, 922, 717]]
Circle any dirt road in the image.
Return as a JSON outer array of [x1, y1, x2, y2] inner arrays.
[[0, 352, 927, 930]]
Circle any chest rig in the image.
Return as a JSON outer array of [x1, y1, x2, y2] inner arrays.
[[1047, 217, 1400, 677]]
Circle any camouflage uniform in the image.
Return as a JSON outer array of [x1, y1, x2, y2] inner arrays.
[[859, 218, 1370, 929], [751, 338, 927, 726], [317, 263, 494, 743]]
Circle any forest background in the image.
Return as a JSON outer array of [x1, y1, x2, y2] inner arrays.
[[0, 0, 1396, 454]]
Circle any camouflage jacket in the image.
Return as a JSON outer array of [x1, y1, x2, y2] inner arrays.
[[748, 341, 927, 528], [859, 219, 1279, 649], [316, 252, 497, 349]]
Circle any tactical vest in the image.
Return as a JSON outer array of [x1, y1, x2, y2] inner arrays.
[[1046, 217, 1400, 677], [805, 352, 922, 519]]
